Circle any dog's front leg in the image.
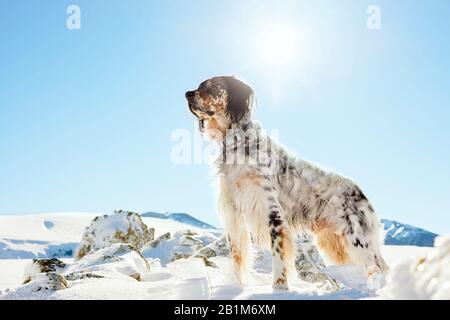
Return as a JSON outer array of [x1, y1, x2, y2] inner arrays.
[[219, 178, 250, 284], [226, 220, 250, 284], [265, 188, 295, 290]]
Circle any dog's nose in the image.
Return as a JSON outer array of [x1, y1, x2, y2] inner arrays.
[[185, 91, 195, 100]]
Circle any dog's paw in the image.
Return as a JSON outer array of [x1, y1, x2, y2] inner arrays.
[[272, 283, 289, 291], [233, 268, 245, 285], [367, 272, 385, 291], [366, 265, 385, 290], [272, 278, 289, 291]]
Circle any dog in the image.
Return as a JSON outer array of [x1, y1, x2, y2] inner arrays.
[[185, 76, 388, 290]]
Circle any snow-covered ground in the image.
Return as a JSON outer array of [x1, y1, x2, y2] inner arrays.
[[0, 213, 441, 299]]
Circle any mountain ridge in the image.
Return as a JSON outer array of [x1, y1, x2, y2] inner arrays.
[[381, 218, 438, 247], [140, 211, 217, 230], [143, 211, 438, 248]]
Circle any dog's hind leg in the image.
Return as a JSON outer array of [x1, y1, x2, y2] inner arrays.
[[314, 218, 388, 288], [314, 226, 352, 265], [324, 186, 389, 280]]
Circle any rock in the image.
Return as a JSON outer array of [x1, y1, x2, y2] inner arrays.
[[69, 243, 150, 281], [64, 272, 104, 281], [75, 210, 155, 259], [145, 232, 171, 249], [295, 233, 325, 281], [23, 258, 67, 284], [198, 256, 218, 268], [130, 273, 142, 281], [194, 234, 230, 268], [295, 233, 339, 288], [197, 246, 216, 258], [166, 230, 208, 263], [33, 273, 68, 291], [251, 232, 338, 288], [200, 234, 230, 257], [142, 229, 219, 267], [74, 243, 150, 270]]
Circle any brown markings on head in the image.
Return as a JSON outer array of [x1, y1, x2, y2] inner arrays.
[[186, 76, 254, 140], [210, 76, 254, 124]]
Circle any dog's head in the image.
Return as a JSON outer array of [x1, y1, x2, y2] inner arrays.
[[185, 76, 254, 140]]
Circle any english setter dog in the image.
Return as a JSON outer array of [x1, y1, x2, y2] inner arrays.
[[186, 76, 388, 290]]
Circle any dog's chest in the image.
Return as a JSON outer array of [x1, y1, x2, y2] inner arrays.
[[223, 165, 273, 246]]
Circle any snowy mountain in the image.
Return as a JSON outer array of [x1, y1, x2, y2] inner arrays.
[[141, 212, 217, 230], [144, 213, 440, 247], [140, 213, 440, 248], [382, 219, 438, 247]]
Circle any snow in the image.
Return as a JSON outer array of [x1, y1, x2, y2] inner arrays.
[[379, 235, 450, 299], [1, 256, 210, 300], [0, 212, 444, 300], [392, 226, 404, 238], [142, 229, 217, 265]]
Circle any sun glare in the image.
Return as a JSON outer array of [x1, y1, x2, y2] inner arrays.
[[257, 24, 300, 68]]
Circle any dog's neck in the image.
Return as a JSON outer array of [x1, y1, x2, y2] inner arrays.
[[218, 120, 265, 157]]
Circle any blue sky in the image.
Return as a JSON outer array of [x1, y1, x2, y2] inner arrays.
[[0, 0, 449, 234]]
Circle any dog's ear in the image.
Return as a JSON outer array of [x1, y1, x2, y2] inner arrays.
[[218, 77, 254, 124]]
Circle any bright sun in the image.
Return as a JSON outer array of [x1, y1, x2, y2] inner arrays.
[[257, 24, 299, 68]]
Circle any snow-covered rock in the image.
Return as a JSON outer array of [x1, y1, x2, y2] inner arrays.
[[295, 234, 334, 284], [35, 273, 68, 291], [252, 234, 338, 289], [145, 232, 172, 249], [380, 235, 450, 299], [75, 210, 155, 259], [0, 243, 152, 300], [198, 234, 230, 258], [23, 258, 67, 284], [70, 243, 151, 281], [14, 261, 69, 295], [142, 227, 335, 286], [142, 229, 216, 265]]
